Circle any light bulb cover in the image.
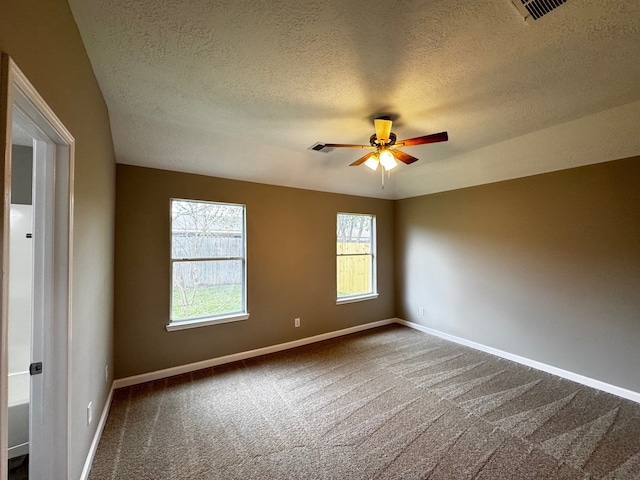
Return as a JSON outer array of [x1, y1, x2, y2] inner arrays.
[[364, 155, 379, 171], [379, 150, 397, 170]]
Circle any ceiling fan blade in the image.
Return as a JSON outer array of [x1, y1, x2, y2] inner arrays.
[[323, 143, 374, 149], [374, 118, 393, 144], [392, 149, 419, 165], [350, 151, 375, 166], [395, 131, 448, 147]]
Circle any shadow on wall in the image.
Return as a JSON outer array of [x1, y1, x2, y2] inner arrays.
[[394, 156, 640, 393]]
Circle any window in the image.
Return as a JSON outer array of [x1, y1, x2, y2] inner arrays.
[[167, 199, 248, 331], [336, 213, 377, 303]]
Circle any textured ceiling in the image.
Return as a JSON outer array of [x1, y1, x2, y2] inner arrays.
[[68, 0, 640, 199]]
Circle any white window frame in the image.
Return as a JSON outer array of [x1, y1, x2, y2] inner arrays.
[[336, 212, 378, 304], [167, 199, 249, 331]]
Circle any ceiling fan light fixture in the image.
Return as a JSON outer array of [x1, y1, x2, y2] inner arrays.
[[312, 116, 448, 176], [379, 150, 397, 170], [364, 155, 379, 171]]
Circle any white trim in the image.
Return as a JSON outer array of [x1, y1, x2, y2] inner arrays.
[[116, 318, 395, 389], [79, 385, 114, 480], [1, 52, 14, 480], [336, 212, 377, 302], [396, 318, 640, 404], [336, 293, 379, 305], [78, 316, 640, 477], [1, 55, 74, 480], [166, 312, 250, 331], [8, 442, 29, 459], [170, 199, 248, 328]]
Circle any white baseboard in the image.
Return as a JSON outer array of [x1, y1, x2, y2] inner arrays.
[[114, 318, 396, 389], [396, 318, 640, 404], [80, 384, 114, 480], [80, 316, 640, 477], [82, 319, 393, 476]]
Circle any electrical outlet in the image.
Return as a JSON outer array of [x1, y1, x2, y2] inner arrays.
[[419, 306, 424, 315], [294, 317, 300, 328], [105, 365, 109, 384], [87, 402, 92, 426]]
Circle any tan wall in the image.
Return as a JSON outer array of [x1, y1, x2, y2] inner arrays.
[[115, 165, 394, 378], [0, 2, 116, 478], [396, 156, 640, 392]]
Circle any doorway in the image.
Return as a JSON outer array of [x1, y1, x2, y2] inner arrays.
[[1, 55, 74, 480], [7, 121, 35, 478]]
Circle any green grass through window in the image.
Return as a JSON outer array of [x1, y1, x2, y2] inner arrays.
[[172, 284, 242, 320]]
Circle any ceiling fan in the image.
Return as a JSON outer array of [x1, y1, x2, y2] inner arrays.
[[309, 116, 448, 172]]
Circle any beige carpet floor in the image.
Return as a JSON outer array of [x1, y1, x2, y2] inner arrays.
[[89, 325, 640, 479]]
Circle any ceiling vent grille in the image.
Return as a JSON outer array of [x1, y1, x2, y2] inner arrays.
[[308, 142, 329, 152], [511, 0, 568, 21]]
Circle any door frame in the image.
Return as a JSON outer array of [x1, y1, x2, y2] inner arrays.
[[0, 54, 75, 480]]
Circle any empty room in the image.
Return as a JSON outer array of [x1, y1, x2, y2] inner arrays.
[[1, 1, 640, 479]]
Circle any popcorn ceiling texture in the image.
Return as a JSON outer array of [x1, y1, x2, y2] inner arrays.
[[68, 0, 640, 198]]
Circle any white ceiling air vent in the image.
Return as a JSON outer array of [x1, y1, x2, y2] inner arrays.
[[511, 0, 568, 22]]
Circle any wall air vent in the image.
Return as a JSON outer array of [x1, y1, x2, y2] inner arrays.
[[511, 0, 568, 22]]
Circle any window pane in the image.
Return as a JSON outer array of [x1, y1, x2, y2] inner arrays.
[[337, 214, 372, 255], [337, 255, 372, 297], [172, 200, 244, 259], [171, 259, 242, 320]]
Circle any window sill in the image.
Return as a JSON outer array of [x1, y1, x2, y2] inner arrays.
[[166, 313, 250, 332], [336, 293, 379, 305]]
